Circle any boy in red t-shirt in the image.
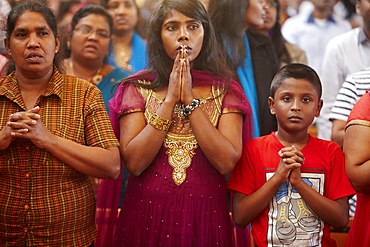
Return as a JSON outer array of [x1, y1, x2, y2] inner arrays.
[[229, 63, 355, 247]]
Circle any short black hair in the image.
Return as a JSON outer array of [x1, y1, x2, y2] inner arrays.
[[270, 63, 322, 99]]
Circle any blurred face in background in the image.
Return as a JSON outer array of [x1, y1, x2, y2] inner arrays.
[[106, 0, 138, 34], [245, 0, 268, 29], [311, 0, 336, 12], [70, 14, 111, 62], [356, 0, 370, 24], [256, 0, 278, 34]]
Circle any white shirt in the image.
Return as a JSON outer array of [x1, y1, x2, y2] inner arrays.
[[317, 28, 370, 140], [281, 12, 352, 78]]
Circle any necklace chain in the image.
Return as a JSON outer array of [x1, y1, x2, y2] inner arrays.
[[69, 60, 103, 85], [116, 48, 132, 72]]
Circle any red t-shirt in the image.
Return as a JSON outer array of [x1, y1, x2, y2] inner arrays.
[[229, 132, 355, 247], [345, 92, 370, 247]]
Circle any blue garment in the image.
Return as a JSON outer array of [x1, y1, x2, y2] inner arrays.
[[107, 32, 148, 75], [237, 34, 260, 137], [98, 67, 127, 113]]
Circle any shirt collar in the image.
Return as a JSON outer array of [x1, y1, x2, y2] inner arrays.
[[307, 12, 336, 24], [358, 28, 370, 45], [0, 66, 64, 100]]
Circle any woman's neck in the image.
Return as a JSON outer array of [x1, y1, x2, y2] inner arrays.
[[67, 57, 105, 85], [16, 67, 52, 90], [113, 30, 134, 45], [112, 32, 134, 72], [16, 68, 53, 110]]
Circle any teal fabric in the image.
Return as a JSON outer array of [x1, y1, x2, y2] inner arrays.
[[236, 34, 260, 137], [97, 67, 127, 113], [107, 32, 148, 75]]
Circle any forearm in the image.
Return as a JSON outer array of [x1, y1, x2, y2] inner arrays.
[[331, 120, 346, 149], [233, 175, 283, 227], [292, 179, 349, 229], [121, 100, 175, 176], [45, 134, 120, 179], [189, 110, 243, 175], [121, 126, 167, 176], [0, 127, 12, 150], [331, 130, 344, 149]]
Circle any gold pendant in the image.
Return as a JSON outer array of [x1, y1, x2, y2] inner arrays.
[[164, 135, 198, 186], [92, 74, 103, 85]]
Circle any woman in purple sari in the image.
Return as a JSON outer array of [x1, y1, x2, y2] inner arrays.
[[95, 0, 252, 246]]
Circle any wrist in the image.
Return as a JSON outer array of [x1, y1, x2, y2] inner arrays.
[[148, 113, 173, 131], [180, 98, 200, 118]]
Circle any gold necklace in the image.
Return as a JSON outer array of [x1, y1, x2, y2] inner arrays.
[[116, 49, 132, 72], [69, 60, 103, 85]]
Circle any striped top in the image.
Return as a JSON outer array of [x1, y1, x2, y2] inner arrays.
[[329, 67, 370, 218], [330, 67, 370, 122], [0, 68, 119, 246]]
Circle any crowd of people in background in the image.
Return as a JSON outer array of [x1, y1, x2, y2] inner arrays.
[[0, 0, 369, 246]]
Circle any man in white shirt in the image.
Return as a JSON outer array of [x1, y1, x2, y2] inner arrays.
[[282, 0, 351, 77], [317, 0, 370, 140]]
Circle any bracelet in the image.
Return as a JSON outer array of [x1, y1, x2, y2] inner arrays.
[[180, 98, 200, 118], [148, 113, 173, 131]]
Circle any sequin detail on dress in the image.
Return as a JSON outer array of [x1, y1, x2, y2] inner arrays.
[[164, 134, 197, 185], [139, 85, 224, 185]]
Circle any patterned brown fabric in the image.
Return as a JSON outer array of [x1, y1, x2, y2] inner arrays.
[[0, 69, 119, 246]]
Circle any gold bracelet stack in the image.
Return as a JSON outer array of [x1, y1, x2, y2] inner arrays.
[[148, 114, 173, 132]]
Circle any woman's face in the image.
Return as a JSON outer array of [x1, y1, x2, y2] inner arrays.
[[161, 9, 204, 64], [5, 11, 60, 76], [245, 0, 267, 29], [256, 1, 278, 33], [106, 0, 138, 33], [70, 14, 111, 62]]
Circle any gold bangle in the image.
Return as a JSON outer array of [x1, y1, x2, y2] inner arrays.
[[148, 114, 173, 131]]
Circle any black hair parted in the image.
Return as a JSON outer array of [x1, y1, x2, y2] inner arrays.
[[270, 63, 322, 99], [128, 0, 235, 89]]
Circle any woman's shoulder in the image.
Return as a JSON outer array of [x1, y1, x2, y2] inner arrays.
[[284, 42, 305, 56], [284, 42, 307, 64]]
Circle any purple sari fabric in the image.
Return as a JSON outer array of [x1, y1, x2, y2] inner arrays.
[[95, 70, 253, 246]]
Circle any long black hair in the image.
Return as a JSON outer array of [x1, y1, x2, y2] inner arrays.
[[208, 0, 249, 69], [127, 0, 235, 89], [269, 0, 292, 66]]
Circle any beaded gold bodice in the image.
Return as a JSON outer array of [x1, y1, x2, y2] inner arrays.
[[138, 85, 225, 185]]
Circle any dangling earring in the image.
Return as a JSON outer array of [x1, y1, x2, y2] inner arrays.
[[67, 40, 70, 50]]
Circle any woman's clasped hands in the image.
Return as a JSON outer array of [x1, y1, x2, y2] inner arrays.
[[1, 106, 50, 149], [167, 45, 193, 106]]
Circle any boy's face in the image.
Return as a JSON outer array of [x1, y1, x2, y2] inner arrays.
[[268, 78, 323, 134]]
